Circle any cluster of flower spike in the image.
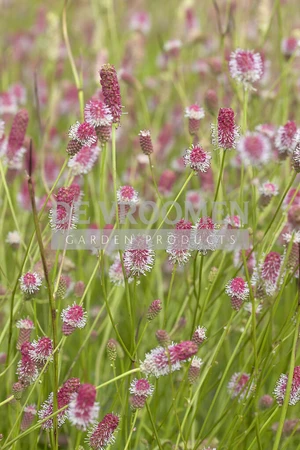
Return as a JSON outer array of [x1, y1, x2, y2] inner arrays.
[[49, 183, 82, 232], [0, 109, 29, 169]]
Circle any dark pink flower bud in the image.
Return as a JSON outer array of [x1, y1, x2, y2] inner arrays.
[[183, 143, 211, 172], [130, 394, 147, 410], [281, 37, 299, 58], [158, 169, 177, 196], [185, 104, 205, 136], [292, 143, 300, 173], [107, 339, 117, 361], [259, 394, 274, 409], [99, 64, 122, 125], [139, 130, 153, 155], [66, 139, 82, 156], [147, 299, 162, 321], [192, 326, 207, 345], [204, 89, 218, 115], [7, 109, 29, 166]]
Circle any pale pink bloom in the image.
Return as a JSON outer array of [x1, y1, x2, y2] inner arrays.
[[19, 272, 42, 295], [16, 318, 34, 350], [29, 337, 53, 364], [84, 99, 113, 127], [281, 37, 299, 57], [259, 182, 279, 198], [68, 144, 101, 175], [274, 366, 300, 405], [275, 121, 298, 156], [237, 132, 271, 166], [130, 378, 154, 397], [163, 39, 182, 57], [129, 11, 151, 35], [21, 404, 36, 431], [109, 255, 130, 286], [147, 299, 162, 321], [69, 121, 97, 146], [61, 303, 87, 336], [124, 235, 155, 276], [68, 384, 99, 430], [228, 372, 255, 401], [117, 185, 139, 205], [229, 49, 263, 88]]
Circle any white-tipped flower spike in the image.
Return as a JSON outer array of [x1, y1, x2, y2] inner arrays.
[[226, 277, 250, 310], [61, 303, 87, 336], [183, 143, 211, 173], [185, 104, 205, 135], [192, 326, 207, 345], [19, 272, 42, 295], [108, 255, 131, 286], [140, 341, 198, 378], [188, 356, 203, 384], [21, 404, 37, 431], [274, 366, 300, 406], [88, 413, 120, 450], [68, 121, 97, 146], [117, 185, 139, 206], [123, 235, 155, 277], [29, 337, 53, 365], [259, 182, 279, 206], [84, 99, 113, 127], [275, 121, 298, 157], [211, 108, 240, 150], [228, 372, 255, 401], [68, 384, 100, 430], [229, 49, 263, 88], [68, 145, 101, 176], [130, 378, 154, 397]]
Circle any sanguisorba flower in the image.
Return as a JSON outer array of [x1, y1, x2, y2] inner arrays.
[[16, 318, 35, 350], [84, 99, 113, 145], [228, 372, 254, 401], [191, 216, 216, 254], [188, 356, 203, 384], [225, 277, 249, 311], [146, 299, 162, 321], [16, 342, 38, 386], [38, 378, 80, 429], [49, 184, 82, 232], [19, 272, 42, 296], [237, 132, 271, 166], [139, 129, 153, 155], [67, 144, 101, 176], [185, 104, 205, 136], [29, 337, 53, 366], [274, 366, 300, 406], [68, 383, 99, 430], [68, 121, 97, 147], [166, 219, 192, 266], [21, 404, 37, 431], [140, 340, 198, 378], [123, 234, 155, 277], [6, 108, 29, 169], [129, 378, 154, 410], [292, 142, 300, 173], [99, 64, 122, 125], [192, 326, 207, 345], [260, 252, 282, 295], [88, 413, 119, 450], [258, 181, 279, 206], [61, 303, 87, 336], [183, 143, 211, 173], [108, 255, 130, 286], [275, 120, 298, 158], [211, 108, 239, 150], [281, 37, 299, 58], [229, 48, 263, 88]]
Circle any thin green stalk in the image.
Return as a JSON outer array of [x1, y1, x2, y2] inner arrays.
[[164, 263, 177, 327]]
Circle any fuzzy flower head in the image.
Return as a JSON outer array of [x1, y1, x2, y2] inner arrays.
[[68, 121, 97, 146], [68, 145, 101, 176], [6, 230, 21, 247], [191, 216, 216, 254], [38, 378, 80, 429], [140, 341, 198, 378], [19, 272, 42, 295], [99, 64, 122, 125], [123, 235, 155, 277], [237, 132, 271, 166], [183, 143, 211, 173], [211, 108, 239, 150], [68, 383, 99, 430], [129, 11, 151, 34], [147, 299, 162, 321], [50, 184, 82, 232], [281, 37, 300, 58], [292, 143, 300, 173], [228, 372, 255, 401], [192, 326, 207, 345], [274, 366, 300, 406], [16, 343, 38, 386], [117, 185, 139, 205], [61, 303, 87, 336], [275, 121, 298, 156], [21, 404, 37, 431], [188, 356, 203, 384], [229, 49, 263, 88], [166, 219, 192, 266], [29, 337, 53, 364], [226, 277, 249, 310], [259, 182, 279, 198], [88, 413, 120, 450], [130, 378, 154, 397], [84, 99, 113, 127]]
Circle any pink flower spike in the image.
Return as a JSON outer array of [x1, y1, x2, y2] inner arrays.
[[21, 404, 37, 431], [275, 121, 298, 157], [211, 108, 239, 150], [274, 366, 300, 406], [88, 413, 120, 450], [29, 337, 53, 364], [183, 143, 211, 173], [99, 64, 122, 125], [68, 383, 99, 430], [129, 378, 154, 397], [192, 326, 207, 345], [69, 121, 97, 146], [226, 277, 249, 300], [84, 99, 113, 127], [237, 132, 271, 166], [16, 318, 35, 350], [229, 49, 263, 88], [19, 272, 42, 295], [61, 303, 87, 336], [185, 104, 205, 136], [123, 235, 155, 277], [68, 144, 101, 176], [117, 185, 139, 205], [139, 130, 153, 155]]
